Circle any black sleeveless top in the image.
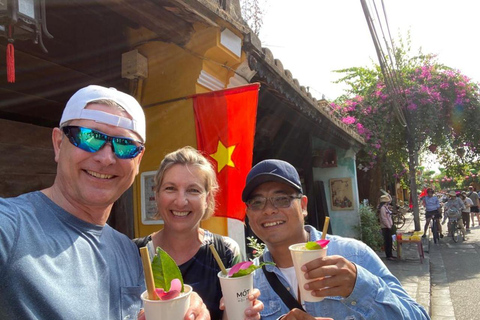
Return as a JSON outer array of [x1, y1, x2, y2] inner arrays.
[[133, 231, 241, 320]]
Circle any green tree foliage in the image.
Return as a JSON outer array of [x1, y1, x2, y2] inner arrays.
[[434, 164, 480, 190], [332, 46, 480, 174], [332, 37, 480, 229]]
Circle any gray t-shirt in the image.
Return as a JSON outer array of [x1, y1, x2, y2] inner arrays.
[[0, 191, 145, 319], [468, 191, 479, 206]]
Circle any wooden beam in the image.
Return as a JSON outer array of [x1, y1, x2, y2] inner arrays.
[[88, 0, 205, 46]]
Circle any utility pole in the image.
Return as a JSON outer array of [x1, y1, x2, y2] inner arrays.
[[406, 130, 421, 231], [361, 0, 421, 230]]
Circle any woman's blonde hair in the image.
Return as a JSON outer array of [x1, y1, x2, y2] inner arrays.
[[154, 146, 219, 220]]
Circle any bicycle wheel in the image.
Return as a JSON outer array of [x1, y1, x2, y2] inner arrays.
[[455, 224, 463, 242], [448, 222, 454, 241], [451, 221, 460, 243], [394, 214, 406, 229], [432, 219, 439, 244]]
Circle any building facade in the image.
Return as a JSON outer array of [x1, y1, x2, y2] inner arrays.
[[0, 0, 364, 253]]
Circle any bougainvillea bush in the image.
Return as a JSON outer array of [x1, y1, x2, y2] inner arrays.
[[332, 39, 480, 178]]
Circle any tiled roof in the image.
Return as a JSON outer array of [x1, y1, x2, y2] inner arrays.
[[249, 43, 365, 145]]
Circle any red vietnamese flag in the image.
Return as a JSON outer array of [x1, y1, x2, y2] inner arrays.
[[419, 188, 427, 198], [193, 83, 259, 221]]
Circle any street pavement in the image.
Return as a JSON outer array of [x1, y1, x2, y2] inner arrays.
[[372, 206, 480, 320], [430, 217, 480, 320], [378, 212, 432, 317], [376, 210, 480, 320]]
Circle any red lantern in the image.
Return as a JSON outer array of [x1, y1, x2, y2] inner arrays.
[[430, 179, 434, 183], [424, 178, 428, 182], [435, 179, 439, 182], [466, 176, 470, 179], [442, 179, 445, 182], [0, 0, 53, 83]]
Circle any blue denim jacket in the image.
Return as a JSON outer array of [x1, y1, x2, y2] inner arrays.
[[253, 225, 430, 320]]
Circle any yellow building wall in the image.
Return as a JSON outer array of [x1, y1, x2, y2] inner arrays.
[[128, 24, 244, 238]]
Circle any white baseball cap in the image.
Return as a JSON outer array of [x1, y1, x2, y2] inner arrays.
[[59, 85, 146, 142]]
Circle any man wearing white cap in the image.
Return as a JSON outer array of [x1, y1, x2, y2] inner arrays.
[[0, 86, 209, 319]]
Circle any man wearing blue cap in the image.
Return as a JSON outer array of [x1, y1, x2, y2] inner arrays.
[[243, 159, 430, 320], [0, 85, 210, 319]]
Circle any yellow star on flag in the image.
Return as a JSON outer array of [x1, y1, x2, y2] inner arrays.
[[210, 140, 236, 172]]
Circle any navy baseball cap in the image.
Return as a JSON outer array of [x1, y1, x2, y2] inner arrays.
[[242, 159, 303, 202]]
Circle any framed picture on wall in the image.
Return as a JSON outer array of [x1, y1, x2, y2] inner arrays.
[[329, 178, 354, 211], [141, 171, 163, 224]]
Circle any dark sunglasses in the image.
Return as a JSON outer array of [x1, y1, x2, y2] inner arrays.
[[246, 195, 302, 211], [62, 126, 144, 159]]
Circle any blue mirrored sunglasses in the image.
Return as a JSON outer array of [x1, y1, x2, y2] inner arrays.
[[62, 126, 144, 159]]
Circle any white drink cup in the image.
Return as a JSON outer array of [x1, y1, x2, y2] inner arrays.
[[217, 269, 254, 320], [289, 243, 328, 302], [141, 284, 192, 320]]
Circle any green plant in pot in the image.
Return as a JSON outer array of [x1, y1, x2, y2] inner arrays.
[[355, 205, 384, 252]]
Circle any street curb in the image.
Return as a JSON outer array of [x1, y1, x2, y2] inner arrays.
[[381, 211, 432, 316], [429, 244, 455, 320]]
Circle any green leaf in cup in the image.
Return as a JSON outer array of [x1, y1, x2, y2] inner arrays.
[[152, 247, 184, 298], [305, 239, 330, 250]]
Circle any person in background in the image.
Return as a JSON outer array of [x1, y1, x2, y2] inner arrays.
[[440, 192, 449, 203], [242, 159, 430, 320], [422, 188, 443, 238], [467, 186, 480, 227], [0, 85, 209, 319], [460, 192, 473, 232], [378, 194, 396, 260], [442, 190, 466, 241], [134, 146, 262, 320]]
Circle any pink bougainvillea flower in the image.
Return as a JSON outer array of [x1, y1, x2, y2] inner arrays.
[[154, 288, 166, 298], [342, 116, 356, 125], [227, 260, 275, 278], [407, 103, 417, 111], [305, 239, 330, 250], [228, 261, 253, 277], [154, 278, 182, 300], [315, 239, 330, 248], [161, 290, 180, 300]]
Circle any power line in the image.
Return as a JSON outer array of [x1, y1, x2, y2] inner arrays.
[[360, 0, 408, 128]]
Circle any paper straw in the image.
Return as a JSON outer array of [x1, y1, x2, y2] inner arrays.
[[209, 244, 227, 275], [321, 217, 330, 240], [140, 247, 159, 300]]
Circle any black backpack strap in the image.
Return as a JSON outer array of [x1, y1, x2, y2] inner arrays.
[[132, 235, 152, 255], [259, 255, 305, 311]]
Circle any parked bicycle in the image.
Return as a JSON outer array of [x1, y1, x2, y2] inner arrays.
[[392, 210, 406, 229], [391, 201, 408, 229]]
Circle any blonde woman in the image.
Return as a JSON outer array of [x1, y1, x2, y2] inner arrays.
[[134, 146, 262, 320]]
